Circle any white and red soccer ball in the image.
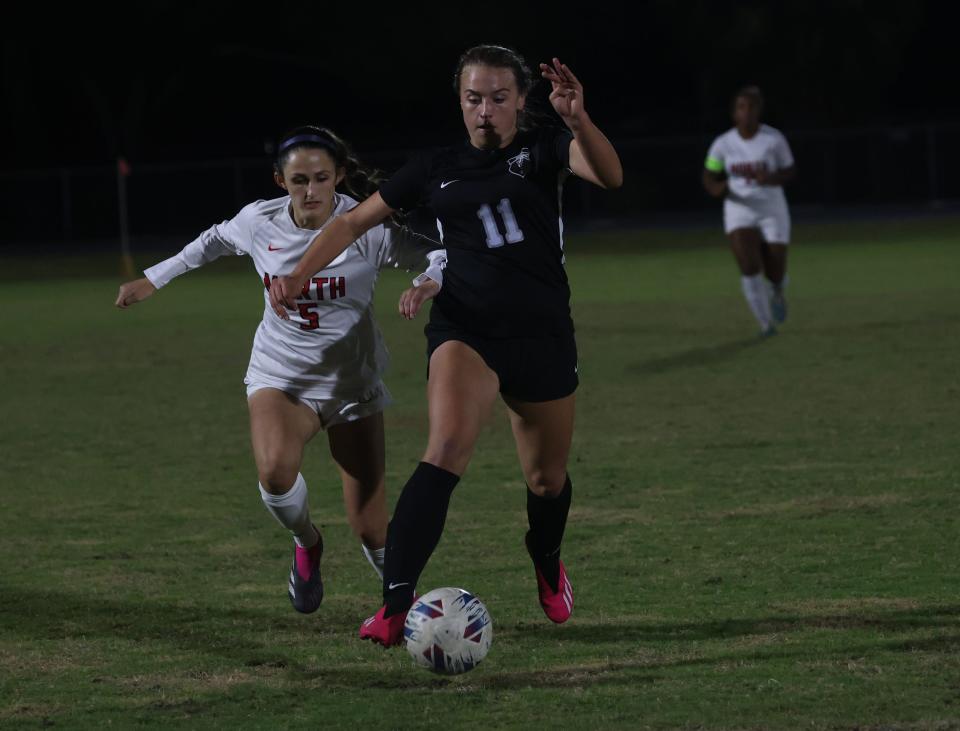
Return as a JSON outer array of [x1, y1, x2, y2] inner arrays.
[[403, 587, 493, 674]]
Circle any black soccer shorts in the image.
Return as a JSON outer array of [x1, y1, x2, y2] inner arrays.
[[425, 325, 578, 403]]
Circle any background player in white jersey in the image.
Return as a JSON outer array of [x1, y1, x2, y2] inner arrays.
[[115, 126, 445, 614], [703, 86, 796, 336], [269, 47, 623, 646]]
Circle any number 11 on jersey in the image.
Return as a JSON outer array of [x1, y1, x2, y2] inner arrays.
[[477, 198, 525, 248]]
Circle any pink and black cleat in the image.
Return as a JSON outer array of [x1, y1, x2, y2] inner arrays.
[[526, 533, 574, 624], [359, 604, 409, 647], [288, 531, 324, 614], [533, 558, 574, 623]]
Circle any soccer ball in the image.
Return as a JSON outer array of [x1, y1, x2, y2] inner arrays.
[[403, 587, 493, 674]]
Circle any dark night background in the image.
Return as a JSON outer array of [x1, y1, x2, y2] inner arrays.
[[2, 1, 958, 244]]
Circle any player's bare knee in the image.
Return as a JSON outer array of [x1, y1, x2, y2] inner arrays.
[[257, 458, 300, 495], [526, 470, 568, 498], [423, 435, 473, 475]]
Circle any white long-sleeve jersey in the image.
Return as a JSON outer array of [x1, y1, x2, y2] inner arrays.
[[144, 193, 445, 400]]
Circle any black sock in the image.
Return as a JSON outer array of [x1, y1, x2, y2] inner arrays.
[[383, 462, 460, 617], [525, 475, 572, 593]]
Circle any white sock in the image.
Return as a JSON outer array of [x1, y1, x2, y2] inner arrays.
[[259, 474, 319, 548], [362, 544, 385, 579], [740, 273, 773, 330]]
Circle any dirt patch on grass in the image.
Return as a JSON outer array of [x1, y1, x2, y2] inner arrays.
[[464, 656, 665, 690], [712, 493, 911, 520], [207, 542, 259, 557], [829, 723, 960, 731], [0, 703, 64, 722], [570, 506, 654, 526], [0, 641, 108, 675], [767, 597, 924, 614], [114, 668, 271, 693], [64, 538, 107, 547], [728, 631, 789, 649], [748, 598, 959, 635]]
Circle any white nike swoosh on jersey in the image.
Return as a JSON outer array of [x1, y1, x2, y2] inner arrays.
[[440, 180, 460, 188], [387, 582, 410, 590]]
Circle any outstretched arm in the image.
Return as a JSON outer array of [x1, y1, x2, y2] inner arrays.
[[541, 57, 623, 190], [115, 218, 245, 308]]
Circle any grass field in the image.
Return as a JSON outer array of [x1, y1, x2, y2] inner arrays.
[[1, 217, 958, 730]]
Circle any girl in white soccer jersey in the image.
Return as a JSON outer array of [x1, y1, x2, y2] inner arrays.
[[115, 126, 445, 614], [703, 86, 796, 336]]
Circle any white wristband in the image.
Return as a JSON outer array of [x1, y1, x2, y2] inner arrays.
[[412, 264, 443, 289]]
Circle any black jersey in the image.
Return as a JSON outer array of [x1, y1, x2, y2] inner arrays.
[[379, 126, 575, 337]]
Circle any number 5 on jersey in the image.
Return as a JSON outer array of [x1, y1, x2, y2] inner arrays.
[[298, 302, 320, 331], [477, 198, 524, 248]]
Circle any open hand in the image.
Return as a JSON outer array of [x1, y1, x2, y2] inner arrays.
[[398, 279, 440, 320]]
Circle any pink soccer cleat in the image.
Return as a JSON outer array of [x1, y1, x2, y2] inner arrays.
[[359, 604, 408, 647], [532, 558, 574, 624], [288, 532, 323, 614]]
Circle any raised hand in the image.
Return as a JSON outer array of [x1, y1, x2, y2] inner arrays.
[[540, 57, 587, 129]]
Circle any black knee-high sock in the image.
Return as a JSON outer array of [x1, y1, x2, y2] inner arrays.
[[382, 462, 460, 617], [526, 475, 572, 593]]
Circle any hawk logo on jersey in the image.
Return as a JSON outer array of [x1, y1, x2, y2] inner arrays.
[[507, 147, 530, 178]]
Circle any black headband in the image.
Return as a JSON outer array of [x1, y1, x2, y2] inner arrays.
[[278, 133, 337, 155]]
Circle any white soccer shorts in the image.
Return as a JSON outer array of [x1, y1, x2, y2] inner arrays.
[[245, 380, 393, 429], [723, 197, 791, 244]]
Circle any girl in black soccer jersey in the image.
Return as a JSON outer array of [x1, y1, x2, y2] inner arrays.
[[270, 46, 622, 645]]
